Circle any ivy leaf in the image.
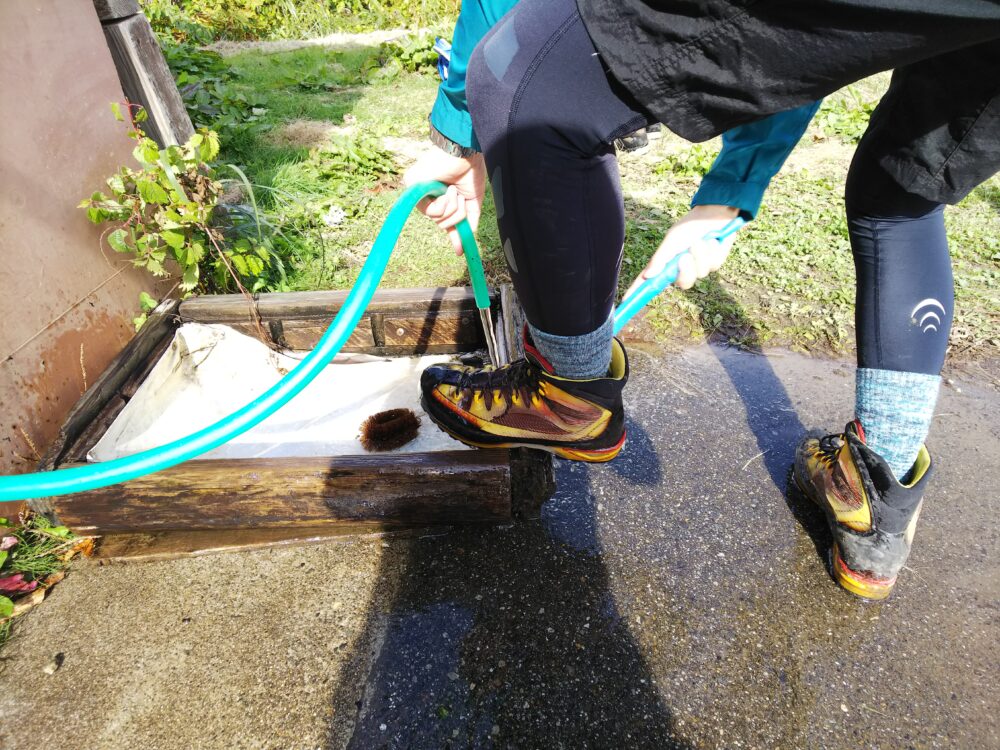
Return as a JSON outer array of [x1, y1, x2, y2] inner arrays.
[[181, 264, 199, 290], [137, 179, 169, 205], [107, 228, 129, 253], [230, 253, 249, 276], [139, 291, 158, 312], [199, 130, 220, 162], [133, 141, 160, 167], [161, 229, 185, 250], [0, 595, 12, 619]]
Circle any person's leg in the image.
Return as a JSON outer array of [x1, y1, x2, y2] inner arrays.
[[419, 0, 653, 461], [794, 48, 1000, 598], [845, 158, 953, 481], [466, 0, 650, 377]]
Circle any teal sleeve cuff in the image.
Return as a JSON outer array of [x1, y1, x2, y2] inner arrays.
[[692, 177, 770, 219], [691, 100, 822, 220], [426, 0, 519, 152], [430, 89, 481, 151]]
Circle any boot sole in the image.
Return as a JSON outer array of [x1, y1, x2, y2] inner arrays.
[[793, 465, 896, 601], [433, 419, 626, 463]]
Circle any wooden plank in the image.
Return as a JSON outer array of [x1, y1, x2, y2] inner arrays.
[[63, 394, 127, 464], [101, 14, 193, 148], [496, 284, 555, 517], [245, 317, 375, 351], [509, 448, 556, 520], [53, 450, 512, 534], [499, 283, 528, 364], [179, 286, 485, 323], [382, 312, 481, 349], [93, 0, 140, 22]]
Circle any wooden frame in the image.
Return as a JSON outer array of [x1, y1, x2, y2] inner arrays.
[[36, 287, 554, 538]]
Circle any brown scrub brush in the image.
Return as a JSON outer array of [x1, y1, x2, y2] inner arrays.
[[358, 408, 420, 452]]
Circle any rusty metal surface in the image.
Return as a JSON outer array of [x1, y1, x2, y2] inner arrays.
[[0, 0, 166, 475]]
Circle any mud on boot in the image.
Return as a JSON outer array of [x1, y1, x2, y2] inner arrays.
[[793, 420, 932, 600]]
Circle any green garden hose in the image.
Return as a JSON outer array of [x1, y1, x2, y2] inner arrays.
[[0, 181, 492, 502]]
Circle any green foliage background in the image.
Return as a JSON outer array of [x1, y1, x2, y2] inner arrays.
[[142, 0, 461, 40]]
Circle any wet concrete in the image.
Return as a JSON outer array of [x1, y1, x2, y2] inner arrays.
[[1, 343, 997, 749]]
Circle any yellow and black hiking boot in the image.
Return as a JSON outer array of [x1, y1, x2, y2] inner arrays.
[[793, 420, 933, 600], [420, 332, 628, 462]]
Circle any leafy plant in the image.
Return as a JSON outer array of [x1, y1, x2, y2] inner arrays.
[[314, 133, 398, 179], [141, 0, 461, 40], [0, 512, 87, 650], [816, 87, 878, 143], [361, 32, 440, 81], [654, 143, 720, 177], [142, 0, 215, 43], [80, 104, 274, 298], [160, 40, 269, 139], [132, 291, 161, 331]]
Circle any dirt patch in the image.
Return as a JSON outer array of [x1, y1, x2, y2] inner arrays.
[[381, 135, 434, 166], [206, 28, 412, 57], [269, 118, 352, 149], [782, 136, 855, 175]]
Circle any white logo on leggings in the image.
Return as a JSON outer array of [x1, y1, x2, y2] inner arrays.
[[910, 298, 946, 333]]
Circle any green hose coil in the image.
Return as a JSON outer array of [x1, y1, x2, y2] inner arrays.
[[0, 181, 490, 502]]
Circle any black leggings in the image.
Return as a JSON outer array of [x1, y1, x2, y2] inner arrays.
[[468, 0, 953, 374]]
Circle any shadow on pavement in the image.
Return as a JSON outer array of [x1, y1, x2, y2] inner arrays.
[[683, 280, 834, 567], [332, 420, 693, 749]]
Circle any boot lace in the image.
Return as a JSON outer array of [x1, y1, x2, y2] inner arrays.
[[455, 359, 542, 411]]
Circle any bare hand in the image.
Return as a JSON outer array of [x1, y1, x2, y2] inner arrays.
[[623, 204, 741, 300], [403, 149, 487, 255]]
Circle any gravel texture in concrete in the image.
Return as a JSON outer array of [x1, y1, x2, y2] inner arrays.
[[1, 343, 997, 749]]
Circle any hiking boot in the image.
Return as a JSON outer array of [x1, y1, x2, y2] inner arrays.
[[615, 128, 649, 153], [793, 419, 933, 600], [420, 332, 628, 462]]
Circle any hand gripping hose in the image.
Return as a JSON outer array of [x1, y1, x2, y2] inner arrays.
[[0, 181, 492, 502], [613, 216, 745, 335]]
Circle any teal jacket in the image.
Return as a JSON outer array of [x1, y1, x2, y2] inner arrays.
[[429, 0, 820, 219]]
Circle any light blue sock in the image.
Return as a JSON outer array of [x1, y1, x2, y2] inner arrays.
[[527, 316, 613, 379], [855, 367, 940, 480]]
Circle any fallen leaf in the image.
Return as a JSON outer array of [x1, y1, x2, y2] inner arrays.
[[0, 573, 39, 595], [43, 571, 66, 587], [11, 587, 46, 617]]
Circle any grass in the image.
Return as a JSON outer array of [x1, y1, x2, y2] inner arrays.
[[0, 513, 85, 651], [209, 42, 998, 364]]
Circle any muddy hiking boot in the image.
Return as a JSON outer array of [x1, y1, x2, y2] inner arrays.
[[794, 420, 933, 600], [614, 123, 663, 153], [420, 332, 628, 462]]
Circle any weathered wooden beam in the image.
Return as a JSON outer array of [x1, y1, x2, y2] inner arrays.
[[92, 0, 140, 22], [53, 450, 513, 534], [99, 12, 193, 147], [179, 286, 490, 322], [497, 283, 553, 517]]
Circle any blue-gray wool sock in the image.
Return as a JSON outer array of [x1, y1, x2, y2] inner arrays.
[[855, 367, 940, 481], [527, 316, 614, 379]]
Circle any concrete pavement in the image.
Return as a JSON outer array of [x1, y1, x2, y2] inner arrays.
[[1, 343, 997, 749]]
